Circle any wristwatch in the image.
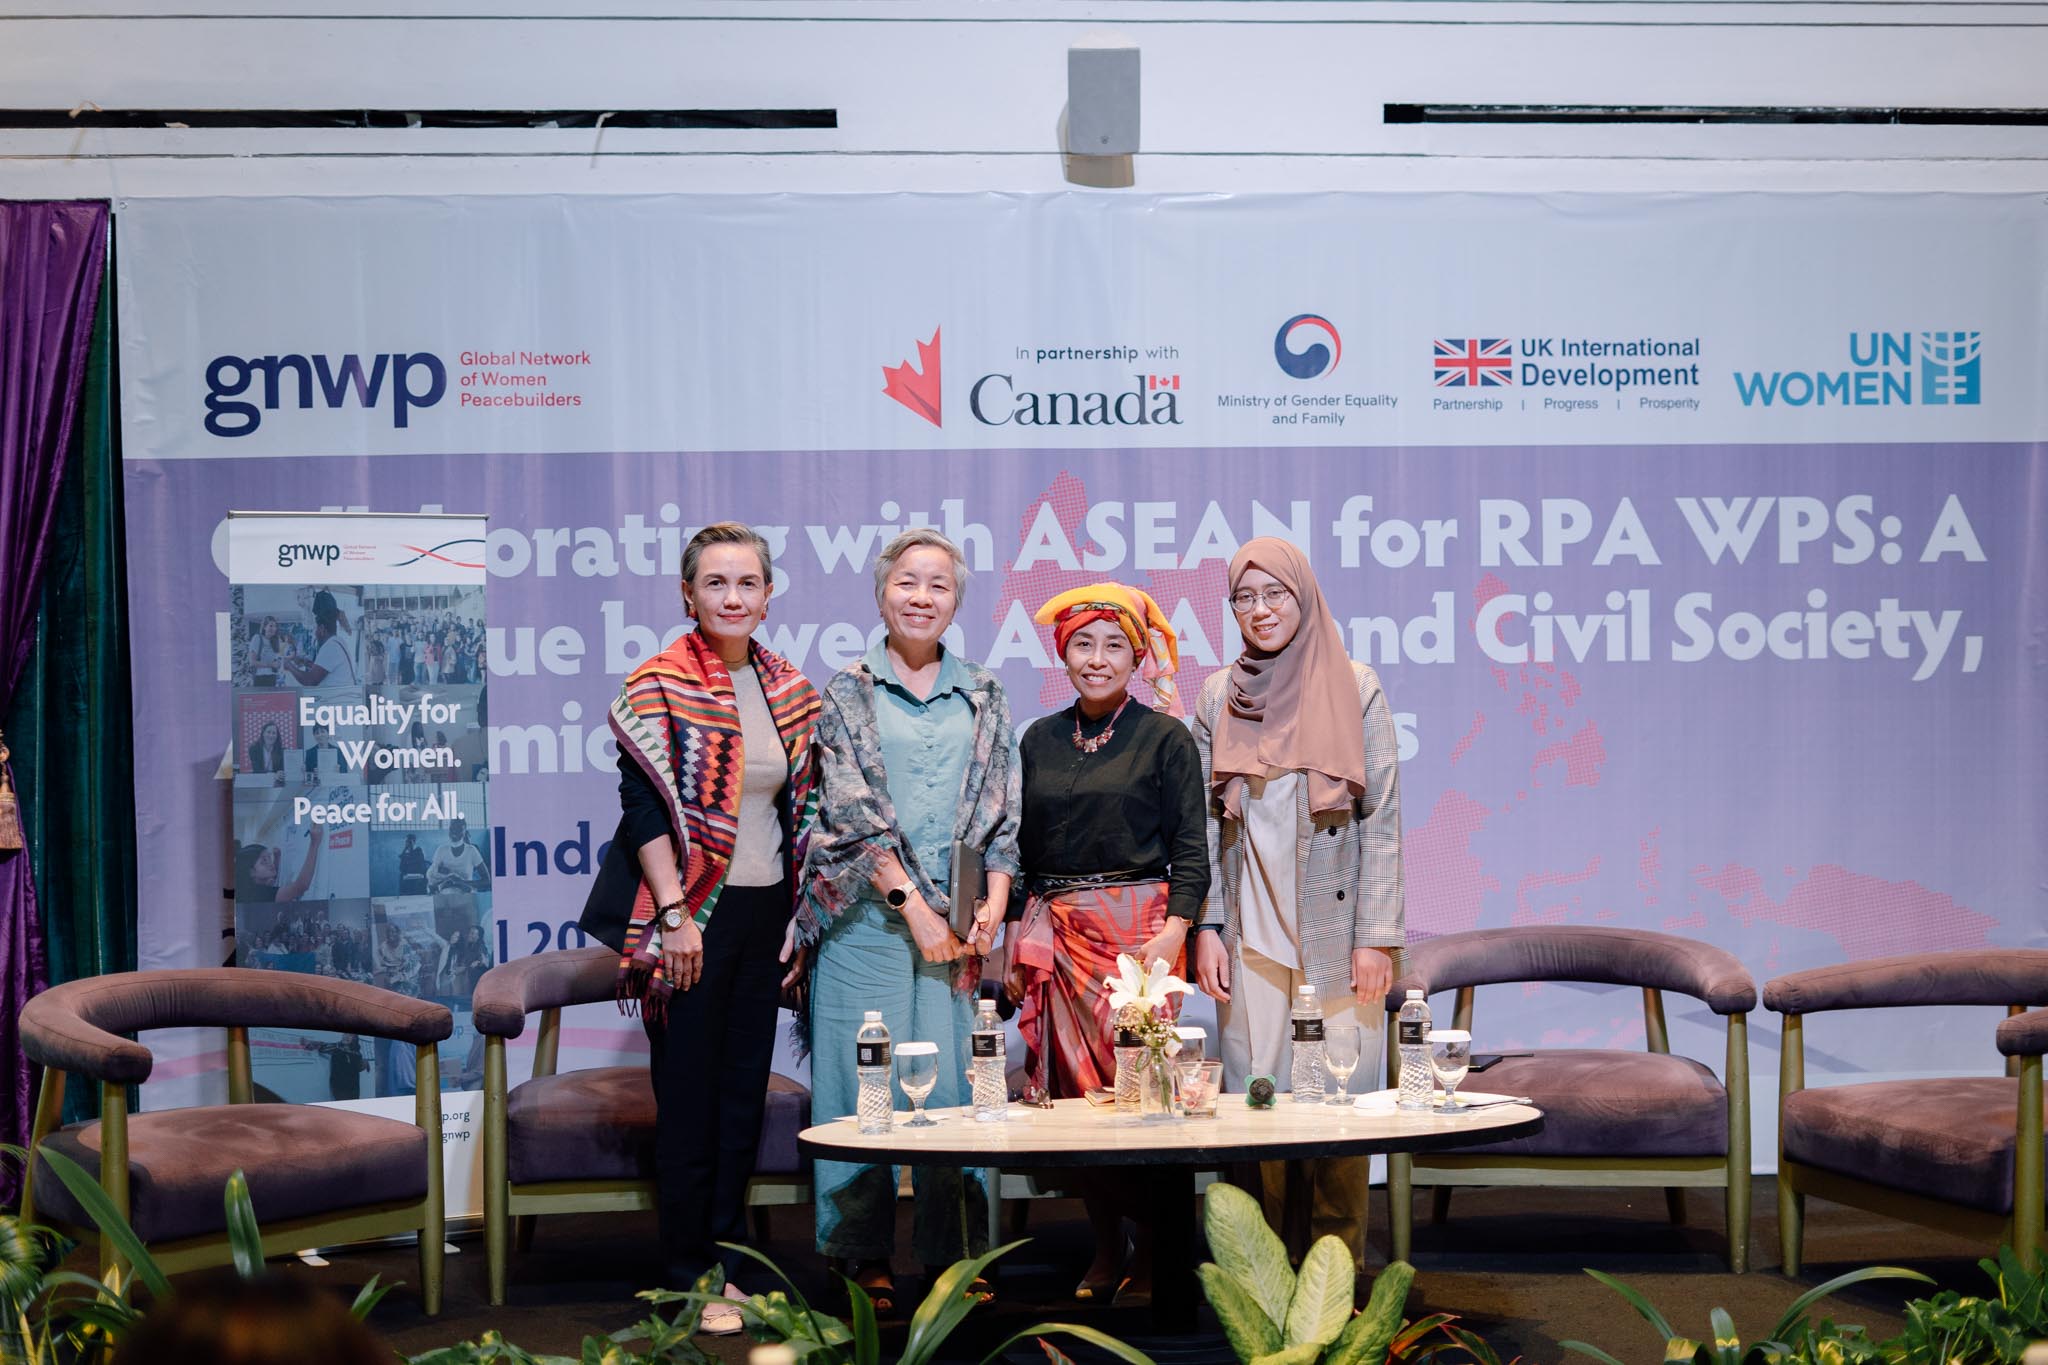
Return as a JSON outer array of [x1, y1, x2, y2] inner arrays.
[[884, 881, 915, 909], [659, 900, 688, 931]]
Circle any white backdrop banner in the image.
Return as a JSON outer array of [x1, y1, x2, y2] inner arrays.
[[115, 194, 2048, 1163]]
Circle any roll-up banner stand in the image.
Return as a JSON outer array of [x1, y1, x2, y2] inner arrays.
[[227, 510, 490, 1216]]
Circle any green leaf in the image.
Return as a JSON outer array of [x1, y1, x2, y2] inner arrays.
[[32, 1146, 169, 1301], [978, 1323, 1158, 1365], [1200, 1262, 1282, 1361], [1559, 1340, 1628, 1365], [716, 1240, 841, 1351], [1285, 1237, 1357, 1349], [1389, 1312, 1459, 1361], [1251, 1344, 1325, 1365], [899, 1240, 1023, 1365], [1326, 1262, 1415, 1365], [1705, 1308, 1741, 1365], [1766, 1267, 1933, 1343], [223, 1169, 264, 1279], [350, 1273, 399, 1321], [1582, 1268, 1678, 1345], [0, 1214, 55, 1314], [843, 1272, 880, 1365], [1205, 1181, 1296, 1332], [1444, 1324, 1510, 1365]]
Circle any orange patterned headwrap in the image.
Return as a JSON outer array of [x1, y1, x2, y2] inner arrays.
[[1033, 583, 1184, 716]]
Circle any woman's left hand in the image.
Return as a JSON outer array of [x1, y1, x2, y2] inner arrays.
[[966, 898, 1002, 956], [1350, 946, 1393, 1006], [1136, 916, 1191, 972], [778, 918, 808, 990]]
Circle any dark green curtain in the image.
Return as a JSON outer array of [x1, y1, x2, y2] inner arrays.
[[6, 258, 137, 1122]]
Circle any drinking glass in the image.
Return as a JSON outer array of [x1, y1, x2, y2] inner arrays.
[[1428, 1029, 1472, 1113], [896, 1041, 941, 1127], [1178, 1058, 1224, 1118], [1323, 1024, 1361, 1103]]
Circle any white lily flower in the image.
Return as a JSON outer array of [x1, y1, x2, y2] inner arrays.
[[1104, 952, 1189, 1015]]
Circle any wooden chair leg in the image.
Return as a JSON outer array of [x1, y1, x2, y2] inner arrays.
[[421, 1225, 444, 1317], [1726, 1011, 1751, 1273], [1431, 1187, 1452, 1225], [19, 1066, 66, 1229], [1778, 1176, 1803, 1277], [417, 1047, 444, 1317], [483, 1037, 509, 1306], [1664, 1189, 1687, 1225], [1388, 1154, 1413, 1263], [2017, 1055, 2043, 1271]]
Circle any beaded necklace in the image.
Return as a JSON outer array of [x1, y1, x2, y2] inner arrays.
[[1071, 695, 1132, 754]]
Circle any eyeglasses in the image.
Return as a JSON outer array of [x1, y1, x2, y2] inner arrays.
[[1228, 587, 1295, 613]]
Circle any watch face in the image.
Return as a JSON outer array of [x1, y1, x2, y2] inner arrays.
[[661, 909, 685, 930]]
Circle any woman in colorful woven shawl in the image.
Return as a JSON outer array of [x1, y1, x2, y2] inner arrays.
[[1008, 582, 1209, 1304], [797, 529, 1019, 1314], [577, 522, 821, 1336]]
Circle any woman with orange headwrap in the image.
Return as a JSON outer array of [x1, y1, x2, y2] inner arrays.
[[1007, 582, 1209, 1303]]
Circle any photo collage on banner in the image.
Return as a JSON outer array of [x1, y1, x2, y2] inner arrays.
[[228, 513, 489, 1105]]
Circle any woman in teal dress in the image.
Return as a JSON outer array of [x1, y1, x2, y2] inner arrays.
[[798, 529, 1019, 1312]]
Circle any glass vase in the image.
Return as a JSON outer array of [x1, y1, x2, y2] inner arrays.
[[1138, 1045, 1181, 1121]]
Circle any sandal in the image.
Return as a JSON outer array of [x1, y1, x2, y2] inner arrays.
[[848, 1258, 897, 1315], [697, 1281, 749, 1336], [1074, 1268, 1120, 1301], [929, 1264, 994, 1304]]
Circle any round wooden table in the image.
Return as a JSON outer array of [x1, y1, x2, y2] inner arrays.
[[799, 1092, 1542, 1332]]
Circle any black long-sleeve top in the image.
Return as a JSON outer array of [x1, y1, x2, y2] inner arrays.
[[1017, 703, 1211, 921]]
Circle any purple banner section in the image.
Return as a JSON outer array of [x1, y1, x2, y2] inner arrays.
[[126, 442, 2045, 1084]]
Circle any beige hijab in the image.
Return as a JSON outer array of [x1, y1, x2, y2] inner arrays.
[[1210, 537, 1365, 819]]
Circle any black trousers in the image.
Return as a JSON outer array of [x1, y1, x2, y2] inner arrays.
[[645, 880, 788, 1288]]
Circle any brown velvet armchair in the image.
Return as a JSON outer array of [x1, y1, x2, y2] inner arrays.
[[471, 946, 812, 1307], [1386, 925, 1757, 1271], [18, 968, 452, 1312], [1765, 949, 2048, 1273]]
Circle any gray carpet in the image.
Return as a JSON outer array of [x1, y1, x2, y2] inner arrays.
[[252, 1180, 1996, 1362]]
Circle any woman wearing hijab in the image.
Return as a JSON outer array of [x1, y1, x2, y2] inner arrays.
[[1010, 583, 1209, 1302], [1191, 537, 1406, 1268]]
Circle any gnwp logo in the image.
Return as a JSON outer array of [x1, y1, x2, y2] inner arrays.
[[276, 543, 341, 569], [1733, 331, 1981, 408], [204, 351, 448, 437]]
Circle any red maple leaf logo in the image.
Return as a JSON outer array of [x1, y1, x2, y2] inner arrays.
[[882, 328, 942, 427]]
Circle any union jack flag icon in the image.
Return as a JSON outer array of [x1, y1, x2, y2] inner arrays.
[[1434, 338, 1515, 387]]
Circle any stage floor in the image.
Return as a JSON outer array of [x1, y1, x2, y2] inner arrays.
[[238, 1179, 1989, 1361]]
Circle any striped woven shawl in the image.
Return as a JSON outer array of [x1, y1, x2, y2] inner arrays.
[[609, 628, 821, 1018]]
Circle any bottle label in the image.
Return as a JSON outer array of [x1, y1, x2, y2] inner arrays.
[[1398, 1020, 1426, 1046], [1294, 1018, 1324, 1043], [858, 1042, 890, 1068], [972, 1034, 1000, 1058]]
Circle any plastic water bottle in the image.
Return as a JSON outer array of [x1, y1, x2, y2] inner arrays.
[[855, 1010, 893, 1135], [1290, 984, 1325, 1103], [970, 997, 1007, 1122], [1397, 989, 1434, 1110]]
